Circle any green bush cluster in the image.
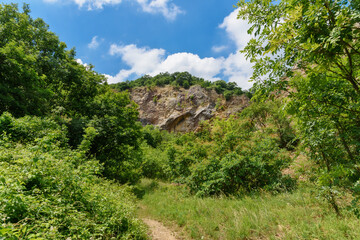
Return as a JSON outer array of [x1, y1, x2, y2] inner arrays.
[[141, 101, 297, 196], [0, 113, 147, 239], [140, 125, 174, 180], [111, 72, 252, 99]]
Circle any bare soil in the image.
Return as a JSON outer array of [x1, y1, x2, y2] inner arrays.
[[142, 218, 179, 240]]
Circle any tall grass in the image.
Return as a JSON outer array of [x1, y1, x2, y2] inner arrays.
[[138, 179, 359, 240]]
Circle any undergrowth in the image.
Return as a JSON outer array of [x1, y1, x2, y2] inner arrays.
[[137, 179, 360, 240], [0, 113, 147, 239]]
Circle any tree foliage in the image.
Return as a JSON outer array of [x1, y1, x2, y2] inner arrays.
[[86, 91, 143, 184], [0, 113, 147, 239], [238, 0, 360, 94], [0, 3, 105, 117], [0, 3, 143, 185], [238, 0, 360, 214], [110, 72, 252, 99], [141, 100, 297, 196]]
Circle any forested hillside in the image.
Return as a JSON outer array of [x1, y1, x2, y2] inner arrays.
[[1, 0, 360, 239]]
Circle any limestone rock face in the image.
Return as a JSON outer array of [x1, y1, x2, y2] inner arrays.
[[129, 85, 249, 132]]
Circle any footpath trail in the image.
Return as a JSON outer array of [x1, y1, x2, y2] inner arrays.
[[142, 218, 179, 240]]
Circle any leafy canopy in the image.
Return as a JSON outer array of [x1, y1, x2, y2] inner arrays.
[[238, 0, 360, 215], [0, 3, 105, 117], [238, 0, 360, 94]]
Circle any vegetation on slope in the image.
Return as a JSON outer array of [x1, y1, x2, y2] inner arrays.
[[0, 4, 146, 239], [1, 0, 360, 239], [138, 179, 360, 240], [0, 113, 147, 239], [110, 72, 253, 100], [0, 3, 105, 117], [237, 0, 360, 215], [138, 100, 298, 197], [0, 3, 143, 185]]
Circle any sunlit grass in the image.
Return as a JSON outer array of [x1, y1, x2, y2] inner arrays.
[[138, 179, 360, 240]]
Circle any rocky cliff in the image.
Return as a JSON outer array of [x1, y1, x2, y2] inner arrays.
[[129, 85, 249, 132]]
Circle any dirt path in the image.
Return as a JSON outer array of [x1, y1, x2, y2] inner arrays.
[[142, 218, 179, 240]]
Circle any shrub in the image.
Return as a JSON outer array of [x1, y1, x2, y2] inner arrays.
[[0, 113, 147, 239], [165, 101, 297, 196]]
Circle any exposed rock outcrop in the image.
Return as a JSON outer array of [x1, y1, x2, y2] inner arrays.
[[129, 85, 249, 132]]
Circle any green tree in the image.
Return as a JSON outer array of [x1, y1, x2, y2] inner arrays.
[[0, 3, 143, 185], [87, 91, 143, 184], [238, 0, 360, 214], [238, 0, 360, 94], [0, 3, 105, 117]]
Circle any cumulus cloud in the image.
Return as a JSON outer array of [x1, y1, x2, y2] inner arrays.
[[136, 0, 184, 21], [212, 45, 228, 53], [107, 44, 223, 84], [222, 52, 253, 90], [76, 58, 87, 66], [110, 44, 166, 75], [105, 10, 254, 89], [219, 9, 252, 50], [44, 0, 182, 20], [154, 53, 224, 80], [217, 9, 254, 89]]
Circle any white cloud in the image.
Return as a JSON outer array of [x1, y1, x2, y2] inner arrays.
[[106, 9, 254, 89], [76, 58, 88, 67], [216, 9, 253, 89], [219, 9, 252, 50], [222, 52, 253, 89], [106, 43, 254, 89], [107, 44, 224, 84], [110, 44, 166, 74], [108, 44, 217, 82], [88, 36, 102, 49], [43, 0, 182, 20], [212, 45, 228, 53], [136, 0, 184, 21], [154, 53, 224, 81], [74, 0, 123, 10]]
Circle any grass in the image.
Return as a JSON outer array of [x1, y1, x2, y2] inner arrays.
[[137, 179, 360, 240]]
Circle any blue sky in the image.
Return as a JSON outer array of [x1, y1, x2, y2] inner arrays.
[[1, 0, 254, 89]]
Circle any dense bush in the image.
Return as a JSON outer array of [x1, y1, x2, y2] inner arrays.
[[140, 125, 174, 180], [85, 91, 143, 184], [186, 137, 294, 196], [169, 116, 296, 196], [110, 72, 252, 99], [141, 100, 297, 196], [0, 113, 147, 239]]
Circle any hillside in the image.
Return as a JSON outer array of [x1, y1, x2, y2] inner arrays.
[[1, 1, 360, 240]]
